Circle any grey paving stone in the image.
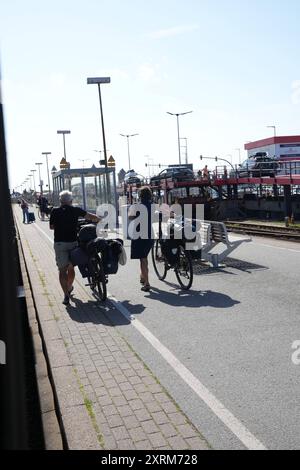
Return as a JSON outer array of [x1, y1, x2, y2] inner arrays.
[[140, 420, 160, 435], [149, 432, 168, 448], [122, 415, 140, 430], [112, 425, 130, 441], [116, 439, 136, 450], [129, 426, 147, 442], [134, 408, 152, 422], [167, 436, 189, 450], [135, 440, 153, 450], [102, 404, 118, 417], [112, 396, 127, 407], [185, 436, 210, 450], [145, 401, 162, 414], [176, 424, 199, 439], [151, 411, 169, 425], [119, 381, 133, 392], [160, 423, 178, 438], [123, 389, 138, 401], [98, 395, 113, 406], [129, 399, 144, 411], [167, 412, 187, 426], [107, 414, 124, 428], [118, 405, 134, 418]]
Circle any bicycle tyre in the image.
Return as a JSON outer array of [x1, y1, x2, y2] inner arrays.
[[175, 245, 193, 290], [152, 240, 167, 280], [92, 254, 107, 301]]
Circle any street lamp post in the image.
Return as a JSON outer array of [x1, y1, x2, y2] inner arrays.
[[87, 76, 111, 202], [180, 137, 188, 164], [167, 111, 193, 164], [120, 133, 139, 170], [51, 166, 57, 203], [57, 130, 71, 160], [30, 169, 37, 192], [42, 152, 52, 193], [35, 162, 43, 194], [267, 125, 276, 137]]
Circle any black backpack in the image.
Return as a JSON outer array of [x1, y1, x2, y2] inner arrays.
[[78, 224, 97, 243]]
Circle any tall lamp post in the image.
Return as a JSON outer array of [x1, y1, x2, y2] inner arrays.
[[35, 162, 43, 193], [167, 111, 193, 164], [30, 169, 37, 192], [120, 133, 139, 170], [42, 152, 52, 193], [267, 125, 276, 137], [87, 76, 111, 202], [180, 137, 188, 164], [57, 130, 71, 160]]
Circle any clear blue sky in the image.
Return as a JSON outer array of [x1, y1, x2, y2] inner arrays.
[[1, 0, 300, 190]]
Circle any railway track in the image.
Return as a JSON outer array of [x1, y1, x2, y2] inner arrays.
[[225, 221, 300, 241]]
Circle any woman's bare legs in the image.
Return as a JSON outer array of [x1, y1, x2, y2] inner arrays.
[[140, 258, 150, 287]]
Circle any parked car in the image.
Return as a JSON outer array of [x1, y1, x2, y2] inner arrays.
[[232, 155, 279, 178], [124, 169, 142, 185], [150, 166, 195, 186]]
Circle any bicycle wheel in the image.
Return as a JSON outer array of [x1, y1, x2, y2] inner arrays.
[[91, 254, 107, 301], [152, 240, 167, 280], [175, 245, 193, 290]]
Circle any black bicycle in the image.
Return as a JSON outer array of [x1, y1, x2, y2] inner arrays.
[[87, 247, 107, 301], [152, 217, 194, 290], [75, 221, 108, 301]]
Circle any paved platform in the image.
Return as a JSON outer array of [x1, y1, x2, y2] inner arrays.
[[14, 206, 210, 450]]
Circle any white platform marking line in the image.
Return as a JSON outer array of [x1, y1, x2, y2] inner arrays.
[[33, 221, 267, 450], [108, 294, 267, 451], [34, 222, 54, 243]]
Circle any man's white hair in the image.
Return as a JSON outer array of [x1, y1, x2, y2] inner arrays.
[[59, 190, 73, 205]]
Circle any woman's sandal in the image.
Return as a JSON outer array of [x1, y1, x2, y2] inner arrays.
[[141, 284, 151, 292]]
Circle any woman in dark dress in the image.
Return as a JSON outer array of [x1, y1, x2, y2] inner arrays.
[[130, 187, 154, 292]]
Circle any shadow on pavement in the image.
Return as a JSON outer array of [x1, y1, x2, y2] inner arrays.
[[193, 257, 268, 276], [143, 286, 240, 310], [65, 296, 145, 326]]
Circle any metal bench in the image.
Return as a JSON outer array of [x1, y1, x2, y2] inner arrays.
[[198, 220, 251, 267]]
